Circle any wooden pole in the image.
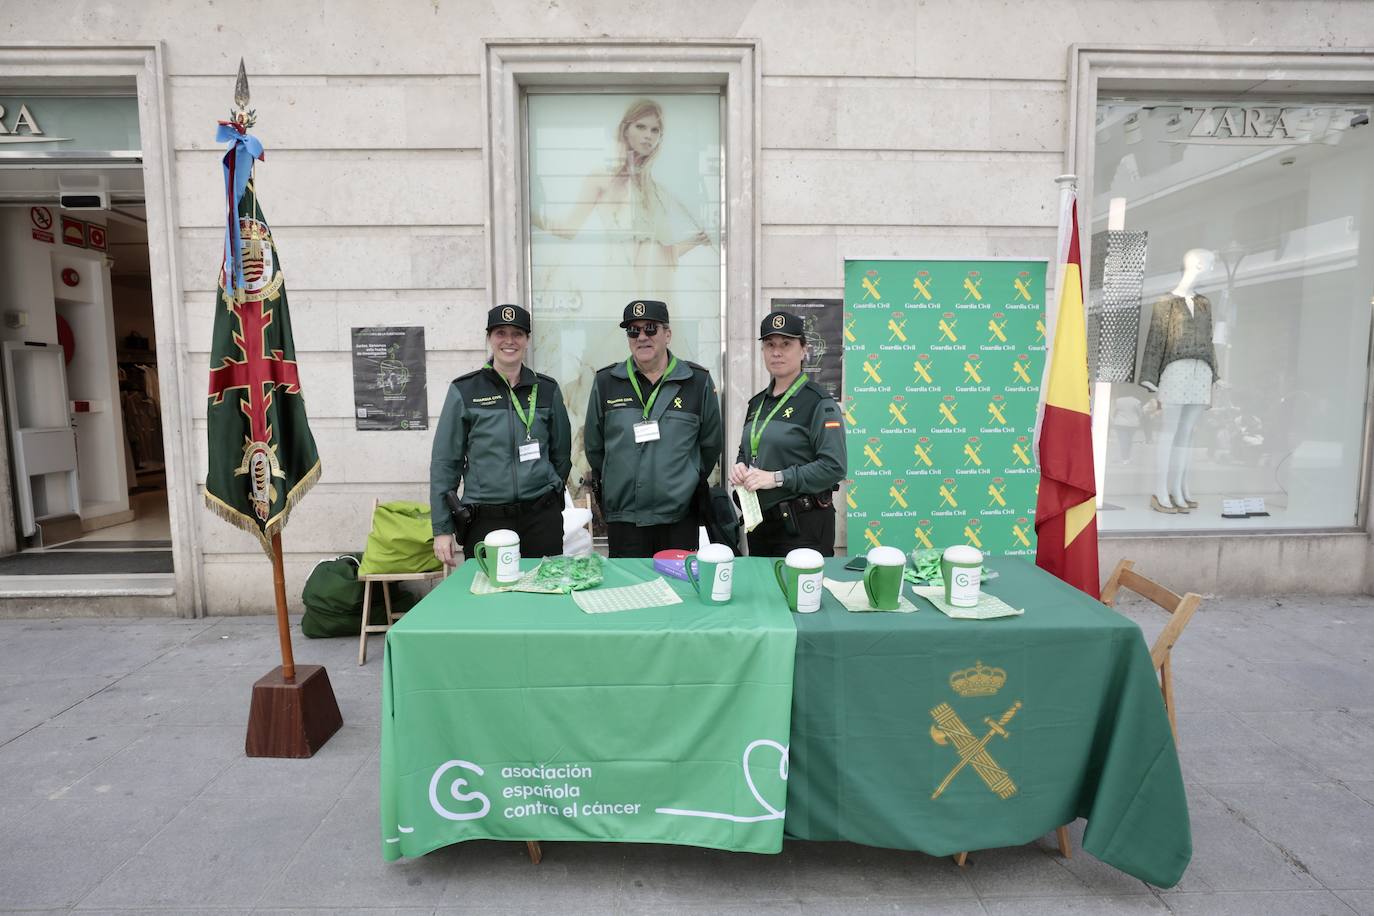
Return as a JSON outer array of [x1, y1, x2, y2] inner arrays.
[[270, 531, 296, 681]]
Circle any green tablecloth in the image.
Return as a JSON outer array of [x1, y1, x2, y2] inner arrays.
[[784, 556, 1191, 887], [380, 557, 796, 859]]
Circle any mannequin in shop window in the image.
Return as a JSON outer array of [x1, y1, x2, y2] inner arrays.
[[1137, 248, 1218, 514]]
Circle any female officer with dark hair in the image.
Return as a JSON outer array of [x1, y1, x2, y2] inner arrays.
[[728, 311, 847, 556], [430, 304, 572, 566]]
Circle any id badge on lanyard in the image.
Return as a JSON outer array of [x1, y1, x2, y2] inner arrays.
[[519, 441, 541, 462], [633, 421, 661, 443]]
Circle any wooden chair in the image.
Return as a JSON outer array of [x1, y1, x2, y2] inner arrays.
[[357, 499, 447, 666], [1099, 559, 1203, 743], [953, 561, 1199, 869]]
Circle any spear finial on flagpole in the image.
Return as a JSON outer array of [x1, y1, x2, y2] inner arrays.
[[230, 57, 256, 131]]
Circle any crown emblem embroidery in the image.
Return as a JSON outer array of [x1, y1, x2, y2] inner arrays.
[[501, 306, 515, 322], [950, 660, 1006, 697], [772, 314, 786, 329], [633, 302, 645, 317]]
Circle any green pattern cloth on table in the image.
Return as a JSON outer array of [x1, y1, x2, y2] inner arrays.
[[822, 578, 919, 613], [785, 556, 1191, 888], [572, 577, 682, 614], [381, 557, 796, 859], [912, 586, 1024, 620]]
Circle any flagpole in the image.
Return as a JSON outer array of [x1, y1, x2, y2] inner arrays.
[[270, 532, 297, 682], [219, 59, 340, 756]]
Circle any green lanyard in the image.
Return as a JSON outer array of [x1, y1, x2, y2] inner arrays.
[[505, 379, 535, 436], [626, 356, 678, 421], [490, 364, 537, 441], [749, 373, 808, 461]]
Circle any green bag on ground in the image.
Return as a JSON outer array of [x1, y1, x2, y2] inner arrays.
[[358, 501, 443, 577], [300, 553, 419, 638]]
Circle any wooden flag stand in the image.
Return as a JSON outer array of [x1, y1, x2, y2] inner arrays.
[[246, 532, 342, 757]]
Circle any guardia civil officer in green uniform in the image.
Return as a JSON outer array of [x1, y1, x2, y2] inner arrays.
[[430, 304, 572, 567], [729, 310, 847, 556], [585, 299, 723, 557]]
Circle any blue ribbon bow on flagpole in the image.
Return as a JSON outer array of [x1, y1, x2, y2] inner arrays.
[[217, 122, 265, 300]]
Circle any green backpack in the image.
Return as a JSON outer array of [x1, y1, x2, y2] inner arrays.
[[300, 553, 417, 639], [358, 501, 444, 577]]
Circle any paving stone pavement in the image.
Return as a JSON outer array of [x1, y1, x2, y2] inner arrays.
[[0, 592, 1371, 915]]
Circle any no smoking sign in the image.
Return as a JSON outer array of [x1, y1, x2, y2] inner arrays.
[[30, 206, 54, 244]]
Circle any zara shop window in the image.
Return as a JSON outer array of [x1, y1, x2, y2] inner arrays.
[[1090, 96, 1374, 532]]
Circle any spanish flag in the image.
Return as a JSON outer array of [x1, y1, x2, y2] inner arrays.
[[1034, 190, 1099, 598]]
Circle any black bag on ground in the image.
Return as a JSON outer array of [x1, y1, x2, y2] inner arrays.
[[300, 553, 418, 638]]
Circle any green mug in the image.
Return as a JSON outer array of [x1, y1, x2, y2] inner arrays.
[[773, 547, 825, 614], [942, 544, 983, 607], [686, 543, 735, 605], [863, 546, 906, 610], [473, 528, 521, 585]]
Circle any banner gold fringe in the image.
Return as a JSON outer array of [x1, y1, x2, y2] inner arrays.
[[204, 459, 322, 558]]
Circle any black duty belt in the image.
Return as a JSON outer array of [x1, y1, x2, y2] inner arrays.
[[476, 488, 562, 520], [762, 492, 833, 523]]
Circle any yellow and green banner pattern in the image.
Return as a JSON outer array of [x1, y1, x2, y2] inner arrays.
[[843, 259, 1047, 556]]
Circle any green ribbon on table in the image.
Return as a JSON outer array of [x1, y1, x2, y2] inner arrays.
[[903, 548, 994, 587]]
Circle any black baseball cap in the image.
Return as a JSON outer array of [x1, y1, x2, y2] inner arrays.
[[620, 299, 670, 328], [759, 310, 805, 340], [487, 304, 531, 333]]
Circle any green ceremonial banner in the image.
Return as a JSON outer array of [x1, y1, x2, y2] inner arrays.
[[843, 259, 1046, 557], [204, 181, 321, 553], [381, 558, 796, 858]]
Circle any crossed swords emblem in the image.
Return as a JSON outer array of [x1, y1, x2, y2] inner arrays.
[[862, 276, 882, 300], [888, 401, 907, 425], [938, 317, 958, 342], [929, 701, 1021, 800], [987, 318, 1007, 343], [1012, 276, 1034, 301], [912, 360, 933, 384], [962, 277, 983, 302], [889, 482, 908, 509], [1012, 360, 1033, 384], [912, 276, 933, 300], [888, 316, 907, 342], [1011, 522, 1032, 547], [963, 360, 982, 384]]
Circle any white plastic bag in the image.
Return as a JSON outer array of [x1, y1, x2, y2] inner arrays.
[[561, 491, 594, 557]]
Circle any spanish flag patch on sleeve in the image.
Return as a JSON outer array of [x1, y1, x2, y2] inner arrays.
[[824, 420, 841, 429]]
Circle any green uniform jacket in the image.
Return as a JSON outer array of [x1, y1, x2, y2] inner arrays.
[[737, 377, 847, 511], [585, 354, 722, 526], [429, 364, 572, 536]]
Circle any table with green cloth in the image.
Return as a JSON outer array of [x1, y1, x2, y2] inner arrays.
[[784, 556, 1191, 887], [380, 557, 796, 860]]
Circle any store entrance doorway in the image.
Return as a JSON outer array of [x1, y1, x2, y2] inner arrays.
[[0, 162, 173, 584]]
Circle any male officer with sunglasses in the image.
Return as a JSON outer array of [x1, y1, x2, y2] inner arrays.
[[585, 299, 722, 557]]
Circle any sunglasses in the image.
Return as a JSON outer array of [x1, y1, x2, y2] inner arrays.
[[625, 322, 662, 339]]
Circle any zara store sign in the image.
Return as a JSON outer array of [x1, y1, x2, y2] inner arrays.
[[1173, 105, 1369, 145], [0, 102, 67, 142]]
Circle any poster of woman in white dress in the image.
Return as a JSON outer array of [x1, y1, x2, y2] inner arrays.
[[528, 93, 723, 488]]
